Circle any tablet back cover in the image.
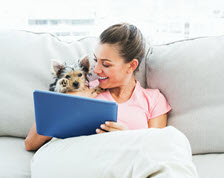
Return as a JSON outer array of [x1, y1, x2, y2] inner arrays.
[[33, 90, 117, 139]]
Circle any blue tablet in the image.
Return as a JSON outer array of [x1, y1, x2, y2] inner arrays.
[[33, 90, 118, 139]]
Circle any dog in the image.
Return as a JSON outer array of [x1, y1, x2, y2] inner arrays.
[[49, 56, 105, 94]]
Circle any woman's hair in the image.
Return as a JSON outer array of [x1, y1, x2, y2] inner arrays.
[[99, 23, 146, 71]]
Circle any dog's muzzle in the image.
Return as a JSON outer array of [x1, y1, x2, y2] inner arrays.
[[73, 81, 79, 89]]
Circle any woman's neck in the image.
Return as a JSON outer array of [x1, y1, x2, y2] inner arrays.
[[109, 75, 136, 103]]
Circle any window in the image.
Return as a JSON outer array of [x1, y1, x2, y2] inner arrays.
[[1, 0, 224, 44]]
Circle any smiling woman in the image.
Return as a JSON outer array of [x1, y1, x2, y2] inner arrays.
[[90, 23, 172, 133], [93, 23, 145, 89], [25, 23, 172, 151]]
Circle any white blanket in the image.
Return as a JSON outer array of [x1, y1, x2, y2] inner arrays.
[[31, 126, 199, 178]]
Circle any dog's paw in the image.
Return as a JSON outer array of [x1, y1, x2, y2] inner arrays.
[[93, 86, 107, 94], [59, 78, 69, 87], [55, 78, 69, 93]]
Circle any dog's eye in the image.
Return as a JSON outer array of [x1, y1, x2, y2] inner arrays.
[[78, 73, 82, 77], [65, 75, 71, 79]]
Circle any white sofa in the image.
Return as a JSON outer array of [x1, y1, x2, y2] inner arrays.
[[0, 30, 223, 178]]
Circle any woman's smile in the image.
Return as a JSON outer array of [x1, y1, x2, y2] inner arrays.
[[98, 76, 109, 83]]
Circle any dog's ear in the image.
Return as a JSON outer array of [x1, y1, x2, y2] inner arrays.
[[79, 56, 90, 73], [51, 60, 65, 77]]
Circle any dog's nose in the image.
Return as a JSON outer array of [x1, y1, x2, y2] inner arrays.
[[73, 81, 79, 88]]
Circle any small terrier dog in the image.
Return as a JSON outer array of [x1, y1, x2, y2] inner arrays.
[[49, 56, 104, 94]]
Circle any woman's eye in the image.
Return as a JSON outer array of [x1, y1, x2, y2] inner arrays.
[[78, 73, 82, 77], [93, 57, 110, 67], [65, 75, 71, 79], [103, 64, 110, 67]]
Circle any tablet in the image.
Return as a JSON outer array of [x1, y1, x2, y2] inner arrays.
[[33, 90, 118, 139]]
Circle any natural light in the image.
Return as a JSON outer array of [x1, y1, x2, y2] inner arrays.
[[1, 0, 224, 44]]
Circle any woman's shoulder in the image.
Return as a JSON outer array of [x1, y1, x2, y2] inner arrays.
[[136, 81, 161, 98], [143, 88, 161, 98]]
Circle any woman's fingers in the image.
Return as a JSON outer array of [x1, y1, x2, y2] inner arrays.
[[105, 121, 128, 130], [96, 122, 128, 134], [100, 124, 118, 132], [96, 128, 106, 134]]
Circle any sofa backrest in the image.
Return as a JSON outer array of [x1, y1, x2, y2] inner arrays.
[[146, 36, 224, 154], [0, 30, 148, 138]]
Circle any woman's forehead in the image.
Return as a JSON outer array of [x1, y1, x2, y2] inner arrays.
[[94, 43, 121, 61]]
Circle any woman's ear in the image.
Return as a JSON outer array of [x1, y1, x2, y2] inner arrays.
[[127, 59, 138, 73]]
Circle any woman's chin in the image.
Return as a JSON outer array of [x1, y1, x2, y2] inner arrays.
[[98, 83, 109, 90], [98, 84, 107, 89]]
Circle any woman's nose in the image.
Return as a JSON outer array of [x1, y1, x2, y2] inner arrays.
[[93, 62, 102, 74]]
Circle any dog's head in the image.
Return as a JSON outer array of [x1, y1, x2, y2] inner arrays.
[[50, 56, 90, 92]]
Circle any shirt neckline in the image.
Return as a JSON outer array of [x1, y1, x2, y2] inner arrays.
[[107, 80, 140, 105]]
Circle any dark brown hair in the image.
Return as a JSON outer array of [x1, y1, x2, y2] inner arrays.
[[99, 23, 146, 71]]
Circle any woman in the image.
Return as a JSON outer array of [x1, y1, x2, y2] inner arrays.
[[25, 23, 172, 151]]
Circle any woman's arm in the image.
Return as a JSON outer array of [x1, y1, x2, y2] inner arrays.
[[148, 113, 167, 128], [24, 123, 52, 151], [96, 113, 168, 133], [25, 89, 98, 151]]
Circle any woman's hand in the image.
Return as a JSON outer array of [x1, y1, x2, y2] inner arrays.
[[96, 121, 128, 134]]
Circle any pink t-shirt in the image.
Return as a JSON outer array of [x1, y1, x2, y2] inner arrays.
[[90, 80, 172, 130]]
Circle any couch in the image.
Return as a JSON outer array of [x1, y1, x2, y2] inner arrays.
[[0, 30, 223, 178]]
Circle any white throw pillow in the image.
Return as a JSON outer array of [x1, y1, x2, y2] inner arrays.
[[146, 36, 224, 154], [31, 126, 198, 178]]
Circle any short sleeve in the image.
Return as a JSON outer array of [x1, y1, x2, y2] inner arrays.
[[150, 89, 172, 119]]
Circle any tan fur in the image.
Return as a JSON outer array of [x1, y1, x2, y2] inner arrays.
[[50, 56, 106, 95]]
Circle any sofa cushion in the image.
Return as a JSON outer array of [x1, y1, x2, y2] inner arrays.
[[0, 30, 148, 138], [0, 137, 34, 178], [146, 36, 224, 154], [193, 154, 224, 178], [0, 30, 94, 138]]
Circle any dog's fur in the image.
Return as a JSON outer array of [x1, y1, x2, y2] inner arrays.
[[49, 56, 104, 94]]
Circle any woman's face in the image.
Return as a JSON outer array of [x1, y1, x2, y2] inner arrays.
[[93, 43, 131, 89]]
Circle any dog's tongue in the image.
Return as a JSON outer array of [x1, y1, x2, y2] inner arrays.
[[89, 80, 99, 88]]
